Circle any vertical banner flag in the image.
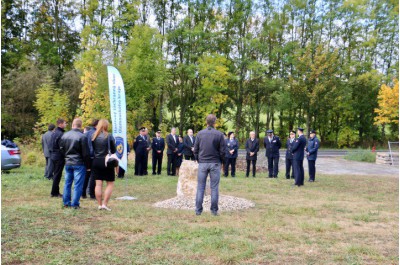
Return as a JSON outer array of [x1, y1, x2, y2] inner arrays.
[[107, 66, 128, 171]]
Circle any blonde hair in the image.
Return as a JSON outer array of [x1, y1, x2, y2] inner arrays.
[[92, 119, 109, 141]]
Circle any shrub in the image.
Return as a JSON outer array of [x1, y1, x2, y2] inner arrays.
[[25, 152, 37, 165], [344, 149, 376, 163]]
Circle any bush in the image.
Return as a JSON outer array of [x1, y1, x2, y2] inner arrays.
[[344, 149, 376, 163], [25, 152, 38, 165]]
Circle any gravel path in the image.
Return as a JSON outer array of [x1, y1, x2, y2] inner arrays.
[[153, 195, 255, 212]]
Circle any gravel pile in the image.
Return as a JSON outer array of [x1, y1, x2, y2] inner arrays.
[[153, 195, 255, 212]]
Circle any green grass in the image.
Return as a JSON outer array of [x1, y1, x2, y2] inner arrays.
[[2, 162, 399, 264], [344, 149, 377, 163]]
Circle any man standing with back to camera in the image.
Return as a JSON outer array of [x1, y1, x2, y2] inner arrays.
[[194, 114, 226, 216]]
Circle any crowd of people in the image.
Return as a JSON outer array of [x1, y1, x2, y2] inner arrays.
[[42, 114, 320, 214]]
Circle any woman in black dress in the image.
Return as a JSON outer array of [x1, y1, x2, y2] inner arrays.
[[92, 119, 117, 211]]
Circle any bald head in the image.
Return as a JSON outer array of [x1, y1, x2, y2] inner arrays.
[[72, 118, 82, 129], [249, 131, 255, 139]]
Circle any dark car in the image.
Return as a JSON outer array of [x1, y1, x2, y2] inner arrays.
[[1, 143, 21, 170]]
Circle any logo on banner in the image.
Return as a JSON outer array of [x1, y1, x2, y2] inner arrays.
[[115, 137, 124, 159]]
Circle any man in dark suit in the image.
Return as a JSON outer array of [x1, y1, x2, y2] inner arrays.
[[263, 129, 282, 178], [133, 127, 148, 176], [166, 127, 179, 176], [143, 128, 151, 175], [50, 118, 67, 197], [183, 129, 196, 160], [292, 127, 307, 186], [42, 123, 55, 179], [285, 130, 296, 179], [152, 130, 165, 175], [245, 131, 259, 177]]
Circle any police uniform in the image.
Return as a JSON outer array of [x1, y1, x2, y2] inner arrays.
[[306, 130, 320, 182], [133, 128, 148, 176], [285, 131, 296, 179], [143, 135, 151, 175], [263, 130, 282, 178], [152, 131, 165, 175], [292, 128, 307, 186]]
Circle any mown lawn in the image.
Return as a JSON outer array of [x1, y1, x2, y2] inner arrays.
[[1, 163, 398, 265]]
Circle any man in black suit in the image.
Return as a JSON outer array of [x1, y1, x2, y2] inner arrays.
[[143, 128, 151, 175], [263, 129, 282, 178], [245, 131, 259, 177], [133, 127, 148, 176], [50, 118, 67, 197], [152, 130, 165, 175], [292, 127, 307, 186], [166, 127, 179, 176], [285, 130, 296, 179], [183, 129, 196, 160]]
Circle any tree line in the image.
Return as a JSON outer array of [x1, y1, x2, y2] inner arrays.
[[1, 0, 398, 147]]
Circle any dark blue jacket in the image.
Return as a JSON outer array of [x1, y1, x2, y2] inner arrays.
[[50, 127, 65, 160], [245, 138, 259, 161], [306, 137, 320, 160], [84, 127, 96, 159], [263, 135, 282, 158], [291, 134, 307, 161], [177, 142, 184, 156], [183, 135, 196, 156], [133, 134, 148, 156], [152, 137, 165, 155], [285, 138, 295, 159], [225, 138, 239, 158]]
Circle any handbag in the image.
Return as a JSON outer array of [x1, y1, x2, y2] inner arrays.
[[105, 135, 119, 168]]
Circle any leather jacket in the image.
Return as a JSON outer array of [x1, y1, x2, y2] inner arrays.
[[59, 129, 90, 166], [93, 133, 116, 158]]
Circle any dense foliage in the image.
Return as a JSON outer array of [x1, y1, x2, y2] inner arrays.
[[1, 0, 398, 147]]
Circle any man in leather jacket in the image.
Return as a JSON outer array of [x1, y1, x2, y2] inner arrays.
[[59, 118, 90, 209]]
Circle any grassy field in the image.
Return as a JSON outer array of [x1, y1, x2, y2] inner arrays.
[[1, 163, 398, 265]]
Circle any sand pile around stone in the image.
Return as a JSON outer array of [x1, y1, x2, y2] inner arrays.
[[154, 160, 255, 212]]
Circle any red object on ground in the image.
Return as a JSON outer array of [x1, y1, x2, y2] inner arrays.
[[372, 145, 376, 152]]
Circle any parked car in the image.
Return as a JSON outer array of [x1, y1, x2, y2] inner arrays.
[[1, 141, 21, 170]]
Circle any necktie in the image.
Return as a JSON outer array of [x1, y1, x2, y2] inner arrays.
[[190, 136, 193, 144], [173, 136, 176, 143]]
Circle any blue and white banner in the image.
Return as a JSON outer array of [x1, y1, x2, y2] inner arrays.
[[107, 66, 128, 171]]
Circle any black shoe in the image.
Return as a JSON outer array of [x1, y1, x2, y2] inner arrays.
[[157, 173, 161, 175], [63, 205, 70, 208], [268, 176, 273, 178], [82, 195, 87, 199], [286, 177, 290, 179], [211, 211, 219, 216], [196, 212, 201, 216], [246, 175, 249, 178], [308, 179, 314, 182], [253, 175, 256, 178], [51, 194, 63, 198], [232, 175, 235, 178], [90, 197, 96, 200], [152, 173, 156, 175], [224, 175, 228, 178], [72, 206, 81, 209]]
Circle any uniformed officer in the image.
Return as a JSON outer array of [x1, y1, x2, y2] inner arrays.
[[263, 129, 282, 178], [291, 127, 307, 186], [133, 127, 148, 176], [285, 130, 296, 179], [152, 130, 165, 175], [245, 131, 259, 178], [183, 129, 196, 160], [306, 129, 320, 182]]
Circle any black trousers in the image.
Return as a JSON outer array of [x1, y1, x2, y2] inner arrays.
[[167, 154, 177, 175], [184, 155, 195, 161], [135, 153, 146, 176], [88, 170, 96, 198], [267, 156, 279, 177], [118, 167, 125, 178], [152, 153, 163, 174], [51, 159, 65, 196], [246, 160, 256, 177], [82, 159, 93, 197], [224, 157, 236, 177], [144, 151, 149, 175], [285, 158, 294, 179], [293, 159, 304, 186], [308, 160, 316, 181]]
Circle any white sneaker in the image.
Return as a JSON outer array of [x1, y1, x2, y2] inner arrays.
[[98, 206, 103, 210], [102, 205, 111, 211]]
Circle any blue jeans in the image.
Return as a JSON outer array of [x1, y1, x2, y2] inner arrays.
[[63, 165, 86, 207], [195, 163, 221, 214]]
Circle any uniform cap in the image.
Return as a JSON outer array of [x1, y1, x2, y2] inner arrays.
[[266, 129, 273, 133]]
